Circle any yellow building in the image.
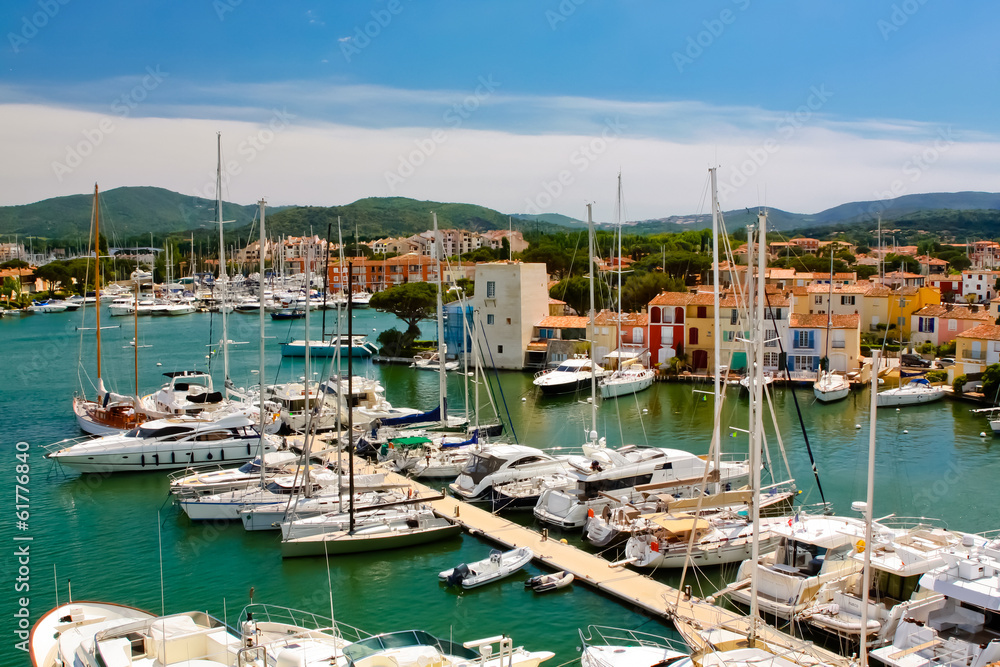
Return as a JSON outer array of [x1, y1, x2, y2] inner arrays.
[[952, 323, 1000, 383]]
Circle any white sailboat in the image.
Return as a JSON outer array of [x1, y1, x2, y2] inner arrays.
[[814, 251, 850, 402]]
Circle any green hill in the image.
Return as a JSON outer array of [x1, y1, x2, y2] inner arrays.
[[0, 186, 265, 242]]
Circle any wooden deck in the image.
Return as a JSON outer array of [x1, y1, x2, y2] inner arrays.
[[357, 456, 850, 667]]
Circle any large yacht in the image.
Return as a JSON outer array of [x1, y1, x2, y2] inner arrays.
[[533, 446, 751, 529], [532, 356, 607, 396], [44, 413, 281, 473], [448, 444, 571, 509]]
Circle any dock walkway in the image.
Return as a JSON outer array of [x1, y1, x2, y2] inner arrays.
[[361, 458, 850, 667]]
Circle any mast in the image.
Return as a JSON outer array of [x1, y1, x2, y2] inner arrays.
[[93, 184, 102, 390], [748, 212, 767, 639], [433, 213, 447, 424], [302, 244, 313, 497], [133, 275, 139, 394], [587, 203, 597, 436], [216, 132, 231, 388], [710, 168, 722, 485], [859, 350, 878, 667], [322, 223, 331, 338], [258, 198, 268, 487], [615, 173, 624, 370], [347, 263, 356, 533], [822, 246, 834, 380]]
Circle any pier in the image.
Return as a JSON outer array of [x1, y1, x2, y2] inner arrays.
[[359, 457, 851, 667]]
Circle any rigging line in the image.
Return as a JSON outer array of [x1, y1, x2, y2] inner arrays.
[[478, 319, 518, 442], [763, 290, 828, 507]]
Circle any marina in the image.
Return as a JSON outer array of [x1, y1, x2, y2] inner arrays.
[[5, 304, 1000, 665]]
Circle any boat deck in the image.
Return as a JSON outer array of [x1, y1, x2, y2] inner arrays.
[[348, 454, 849, 667]]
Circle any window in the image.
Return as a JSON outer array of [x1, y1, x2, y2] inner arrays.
[[723, 331, 735, 342], [651, 307, 661, 324], [841, 295, 855, 305], [949, 319, 957, 331], [731, 309, 739, 325], [486, 281, 496, 298], [793, 355, 816, 371], [633, 327, 643, 344], [661, 327, 673, 345], [497, 345, 503, 354], [486, 314, 495, 325], [689, 327, 698, 345], [697, 306, 707, 319], [765, 335, 778, 347], [797, 331, 810, 348], [918, 317, 935, 333], [506, 318, 511, 325], [764, 352, 780, 367], [832, 332, 845, 348], [897, 316, 906, 328], [814, 296, 824, 304]]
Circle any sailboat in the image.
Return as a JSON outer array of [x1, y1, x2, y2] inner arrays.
[[600, 173, 655, 399], [72, 184, 155, 436], [814, 250, 850, 402]]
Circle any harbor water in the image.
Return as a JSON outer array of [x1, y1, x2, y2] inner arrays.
[[1, 307, 997, 665]]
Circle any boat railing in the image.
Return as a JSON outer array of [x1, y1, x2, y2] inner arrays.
[[167, 462, 234, 484], [239, 603, 371, 644], [39, 435, 94, 456], [876, 515, 950, 531], [577, 624, 688, 655]]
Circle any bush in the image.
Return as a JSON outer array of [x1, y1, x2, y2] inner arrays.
[[860, 345, 871, 357], [937, 341, 956, 357], [926, 370, 947, 384], [953, 374, 968, 394], [919, 341, 935, 354]]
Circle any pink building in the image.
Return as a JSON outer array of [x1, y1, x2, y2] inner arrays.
[[910, 303, 993, 347]]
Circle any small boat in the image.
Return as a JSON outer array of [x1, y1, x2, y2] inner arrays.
[[271, 307, 305, 320], [877, 377, 945, 407], [28, 299, 68, 313], [599, 361, 655, 399], [280, 334, 379, 358], [813, 371, 850, 403], [524, 570, 574, 593], [411, 350, 460, 372], [439, 546, 534, 589]]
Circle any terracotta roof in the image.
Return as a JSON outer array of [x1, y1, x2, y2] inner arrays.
[[688, 292, 717, 306], [789, 285, 809, 296], [957, 324, 1000, 342], [865, 284, 893, 296], [805, 283, 870, 294], [649, 292, 693, 306], [891, 286, 920, 295], [915, 255, 949, 266], [0, 268, 34, 278], [913, 305, 993, 321], [790, 313, 861, 329], [595, 310, 649, 326], [548, 297, 566, 304], [537, 315, 589, 329], [767, 268, 797, 280]]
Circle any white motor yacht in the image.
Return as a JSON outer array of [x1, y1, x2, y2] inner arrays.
[[141, 370, 227, 416], [727, 514, 870, 620], [532, 356, 607, 396], [338, 628, 553, 667], [578, 625, 689, 667], [599, 361, 655, 399], [448, 444, 571, 509], [533, 446, 751, 529], [871, 533, 1000, 667], [44, 413, 280, 473]]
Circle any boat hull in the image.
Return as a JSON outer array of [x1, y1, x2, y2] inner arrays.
[[876, 389, 944, 407], [281, 342, 376, 358], [813, 385, 850, 402], [535, 377, 592, 396], [49, 440, 272, 474], [599, 374, 654, 399], [281, 522, 460, 557]]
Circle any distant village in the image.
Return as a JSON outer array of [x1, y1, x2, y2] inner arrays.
[[4, 230, 1000, 388]]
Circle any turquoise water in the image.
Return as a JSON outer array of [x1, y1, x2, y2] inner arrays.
[[1, 307, 997, 665]]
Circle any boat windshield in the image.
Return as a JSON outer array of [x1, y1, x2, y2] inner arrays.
[[461, 454, 503, 484], [238, 459, 263, 473], [343, 631, 478, 666], [555, 362, 583, 372], [124, 425, 194, 439]]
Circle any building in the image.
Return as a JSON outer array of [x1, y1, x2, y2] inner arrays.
[[370, 237, 420, 256], [327, 253, 442, 292], [278, 236, 327, 274], [647, 292, 692, 367], [910, 303, 993, 348], [0, 243, 26, 262], [479, 230, 529, 254], [968, 241, 1000, 269], [235, 239, 275, 265], [953, 324, 1000, 381], [962, 270, 1000, 303], [590, 310, 649, 367], [929, 275, 962, 299], [787, 313, 862, 374], [474, 262, 549, 370]]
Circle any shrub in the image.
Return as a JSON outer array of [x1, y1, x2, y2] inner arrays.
[[926, 370, 947, 384], [953, 374, 968, 394], [919, 341, 935, 354]]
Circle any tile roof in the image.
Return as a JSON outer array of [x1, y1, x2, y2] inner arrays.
[[595, 310, 649, 326], [537, 315, 590, 329], [913, 305, 993, 321], [957, 324, 1000, 342], [790, 313, 861, 329], [649, 292, 694, 306]]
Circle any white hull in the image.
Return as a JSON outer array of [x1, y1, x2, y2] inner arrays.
[[599, 373, 654, 398], [49, 440, 273, 473], [877, 387, 945, 407], [814, 385, 850, 402]]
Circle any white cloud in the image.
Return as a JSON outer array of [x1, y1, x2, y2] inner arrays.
[[1, 88, 997, 222]]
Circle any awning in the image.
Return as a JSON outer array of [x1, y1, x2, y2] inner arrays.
[[643, 514, 711, 534], [604, 347, 648, 359]]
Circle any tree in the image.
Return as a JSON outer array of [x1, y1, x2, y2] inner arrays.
[[0, 259, 28, 269], [620, 272, 686, 313], [34, 262, 71, 290], [982, 364, 1000, 402], [376, 327, 414, 357], [369, 282, 439, 336]]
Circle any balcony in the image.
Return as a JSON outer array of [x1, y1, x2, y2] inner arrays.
[[962, 351, 986, 361]]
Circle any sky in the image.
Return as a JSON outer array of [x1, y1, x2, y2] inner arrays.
[[1, 1, 998, 222]]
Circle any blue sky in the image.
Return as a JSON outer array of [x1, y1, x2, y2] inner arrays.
[[2, 1, 997, 220]]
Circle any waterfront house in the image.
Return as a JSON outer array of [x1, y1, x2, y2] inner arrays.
[[787, 313, 862, 374], [910, 303, 993, 348], [952, 324, 1000, 381], [474, 261, 549, 370]]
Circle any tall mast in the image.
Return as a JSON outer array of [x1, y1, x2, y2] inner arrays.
[[216, 132, 231, 387], [347, 263, 356, 533], [433, 213, 447, 424], [823, 246, 834, 379], [258, 198, 268, 487], [615, 173, 624, 366], [749, 211, 767, 640], [859, 350, 879, 667], [587, 203, 597, 436], [93, 184, 102, 389], [302, 244, 313, 497], [710, 168, 722, 485]]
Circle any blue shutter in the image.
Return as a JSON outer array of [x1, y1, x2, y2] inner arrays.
[[792, 331, 800, 349], [812, 356, 820, 371], [787, 356, 795, 371], [808, 330, 815, 349], [929, 319, 935, 333]]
